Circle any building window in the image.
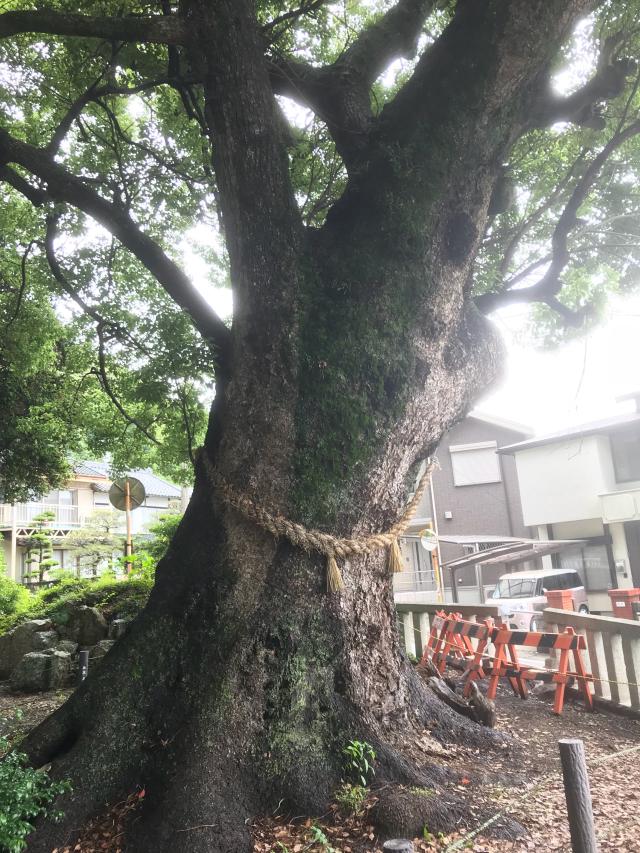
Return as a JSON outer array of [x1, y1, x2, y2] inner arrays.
[[611, 428, 640, 483], [560, 546, 611, 592], [450, 441, 501, 486]]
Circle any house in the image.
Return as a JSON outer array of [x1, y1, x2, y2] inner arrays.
[[498, 393, 640, 613], [0, 461, 181, 581], [396, 412, 532, 603]]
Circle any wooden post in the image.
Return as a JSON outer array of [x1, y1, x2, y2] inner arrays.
[[125, 479, 133, 573], [558, 738, 597, 853], [383, 841, 414, 852]]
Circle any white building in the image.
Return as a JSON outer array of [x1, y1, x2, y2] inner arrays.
[[499, 397, 640, 613], [0, 461, 181, 581]]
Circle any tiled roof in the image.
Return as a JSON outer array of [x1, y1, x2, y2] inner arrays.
[[75, 461, 181, 498]]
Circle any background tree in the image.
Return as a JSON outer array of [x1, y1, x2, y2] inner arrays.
[[22, 511, 59, 583], [1, 1, 640, 851], [65, 510, 124, 577], [138, 512, 182, 563]]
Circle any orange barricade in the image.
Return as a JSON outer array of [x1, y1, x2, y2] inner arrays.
[[486, 624, 593, 715], [421, 615, 593, 716]]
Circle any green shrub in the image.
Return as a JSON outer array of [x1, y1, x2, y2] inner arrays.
[[0, 732, 70, 851], [0, 574, 152, 636], [0, 576, 30, 619]]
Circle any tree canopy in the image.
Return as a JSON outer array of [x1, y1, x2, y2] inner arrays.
[[2, 0, 640, 502], [6, 4, 640, 852]]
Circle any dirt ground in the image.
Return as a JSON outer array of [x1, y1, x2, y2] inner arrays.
[[1, 683, 639, 852]]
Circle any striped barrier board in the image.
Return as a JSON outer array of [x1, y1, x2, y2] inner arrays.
[[421, 615, 593, 716]]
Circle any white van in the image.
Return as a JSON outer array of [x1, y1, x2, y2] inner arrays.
[[490, 568, 588, 631]]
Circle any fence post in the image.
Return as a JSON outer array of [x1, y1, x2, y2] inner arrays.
[[558, 738, 597, 853], [77, 649, 89, 685]]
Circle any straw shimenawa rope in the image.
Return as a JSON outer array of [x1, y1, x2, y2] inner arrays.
[[203, 453, 436, 593]]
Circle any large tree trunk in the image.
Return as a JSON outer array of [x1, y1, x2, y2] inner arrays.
[[19, 1, 594, 850]]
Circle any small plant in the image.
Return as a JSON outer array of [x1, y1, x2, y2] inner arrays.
[[0, 731, 71, 851], [409, 786, 436, 797], [422, 825, 435, 843], [406, 651, 418, 665], [343, 739, 376, 787], [334, 781, 366, 815], [307, 823, 337, 852]]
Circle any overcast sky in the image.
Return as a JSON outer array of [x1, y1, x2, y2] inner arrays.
[[478, 293, 640, 435]]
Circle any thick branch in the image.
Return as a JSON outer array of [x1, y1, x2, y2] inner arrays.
[[0, 10, 187, 45], [0, 165, 47, 206], [269, 0, 435, 169], [0, 128, 231, 364], [339, 0, 436, 84], [475, 119, 640, 316], [375, 0, 594, 153], [532, 57, 636, 130]]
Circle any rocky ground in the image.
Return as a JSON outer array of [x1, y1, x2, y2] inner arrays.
[[1, 683, 638, 851]]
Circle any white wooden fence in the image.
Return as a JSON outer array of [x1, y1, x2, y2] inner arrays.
[[396, 602, 640, 714], [543, 607, 640, 711]]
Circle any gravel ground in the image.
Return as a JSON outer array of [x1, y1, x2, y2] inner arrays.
[[0, 683, 638, 851]]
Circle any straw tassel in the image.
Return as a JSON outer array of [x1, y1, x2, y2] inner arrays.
[[388, 538, 404, 574], [326, 552, 344, 593]]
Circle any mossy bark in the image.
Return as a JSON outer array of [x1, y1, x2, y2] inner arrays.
[[20, 1, 595, 850]]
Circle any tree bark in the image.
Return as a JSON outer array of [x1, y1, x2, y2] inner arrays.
[[14, 2, 599, 850]]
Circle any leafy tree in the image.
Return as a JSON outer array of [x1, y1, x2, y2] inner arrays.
[[22, 511, 58, 584], [140, 512, 182, 563], [1, 1, 640, 851], [64, 510, 124, 577]]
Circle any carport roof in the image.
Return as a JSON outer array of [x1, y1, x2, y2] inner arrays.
[[442, 538, 588, 571]]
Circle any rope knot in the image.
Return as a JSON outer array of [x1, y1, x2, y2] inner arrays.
[[203, 455, 436, 594]]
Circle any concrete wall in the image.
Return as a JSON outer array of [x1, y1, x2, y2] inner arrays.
[[412, 417, 529, 588]]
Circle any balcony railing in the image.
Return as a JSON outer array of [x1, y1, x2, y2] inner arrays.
[[0, 502, 80, 528]]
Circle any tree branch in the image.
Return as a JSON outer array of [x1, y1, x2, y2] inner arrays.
[[0, 165, 47, 206], [94, 326, 162, 447], [47, 74, 187, 156], [532, 48, 636, 130], [269, 0, 436, 170], [475, 119, 640, 316], [44, 214, 149, 356], [338, 0, 435, 85], [0, 127, 231, 366], [0, 10, 187, 45]]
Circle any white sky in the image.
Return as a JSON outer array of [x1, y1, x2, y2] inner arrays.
[[479, 294, 640, 434]]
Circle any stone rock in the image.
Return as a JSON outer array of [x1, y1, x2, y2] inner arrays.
[[56, 639, 78, 656], [32, 630, 60, 652], [61, 606, 108, 646], [9, 650, 71, 692], [47, 650, 72, 688], [108, 618, 131, 641], [91, 639, 116, 659], [0, 619, 54, 679]]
